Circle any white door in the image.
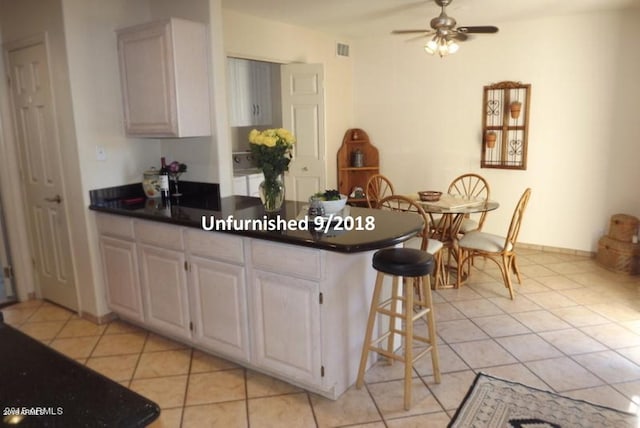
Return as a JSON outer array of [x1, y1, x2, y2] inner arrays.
[[281, 63, 325, 202], [5, 37, 78, 310]]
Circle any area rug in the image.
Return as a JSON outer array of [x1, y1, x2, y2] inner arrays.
[[448, 372, 637, 428]]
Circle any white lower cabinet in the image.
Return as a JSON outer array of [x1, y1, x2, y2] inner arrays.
[[97, 214, 144, 323], [188, 255, 250, 362], [97, 214, 377, 399], [99, 236, 144, 323], [138, 244, 191, 340], [250, 270, 322, 385]]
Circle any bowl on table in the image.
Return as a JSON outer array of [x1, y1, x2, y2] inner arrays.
[[418, 191, 442, 202], [320, 194, 348, 214]]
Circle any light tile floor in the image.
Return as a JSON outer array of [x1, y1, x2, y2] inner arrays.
[[3, 248, 640, 427]]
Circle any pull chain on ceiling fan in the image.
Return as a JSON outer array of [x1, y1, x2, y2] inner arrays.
[[392, 0, 499, 57]]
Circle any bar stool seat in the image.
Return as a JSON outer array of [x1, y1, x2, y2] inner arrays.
[[356, 247, 441, 410]]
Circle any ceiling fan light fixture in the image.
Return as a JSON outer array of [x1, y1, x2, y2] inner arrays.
[[448, 40, 459, 54], [424, 37, 439, 54], [424, 34, 458, 57], [393, 0, 498, 58]]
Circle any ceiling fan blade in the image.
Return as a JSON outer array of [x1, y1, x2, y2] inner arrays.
[[450, 31, 469, 41], [406, 32, 436, 42], [457, 25, 499, 34], [391, 29, 431, 34]]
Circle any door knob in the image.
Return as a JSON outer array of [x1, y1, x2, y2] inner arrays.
[[45, 195, 62, 204]]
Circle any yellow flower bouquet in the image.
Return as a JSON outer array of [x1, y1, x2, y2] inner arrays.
[[248, 128, 296, 212]]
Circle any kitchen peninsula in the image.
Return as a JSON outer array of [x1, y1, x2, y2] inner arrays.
[[89, 183, 423, 399]]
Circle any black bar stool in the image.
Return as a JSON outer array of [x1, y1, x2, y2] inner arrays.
[[356, 247, 441, 410]]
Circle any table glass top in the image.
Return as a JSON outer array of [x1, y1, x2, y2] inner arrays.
[[412, 194, 499, 214]]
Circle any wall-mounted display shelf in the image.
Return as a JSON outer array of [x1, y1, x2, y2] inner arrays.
[[481, 81, 531, 170]]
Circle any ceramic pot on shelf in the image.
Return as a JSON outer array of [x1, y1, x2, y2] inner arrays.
[[510, 101, 522, 119], [485, 131, 497, 149]]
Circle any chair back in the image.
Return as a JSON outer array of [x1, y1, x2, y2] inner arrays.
[[366, 174, 395, 208], [504, 188, 532, 251], [448, 173, 491, 229], [378, 195, 430, 251]]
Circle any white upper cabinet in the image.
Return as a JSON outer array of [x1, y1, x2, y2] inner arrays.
[[117, 18, 211, 137], [227, 58, 272, 127]]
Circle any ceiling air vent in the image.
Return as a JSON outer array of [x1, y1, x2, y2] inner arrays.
[[336, 42, 350, 57]]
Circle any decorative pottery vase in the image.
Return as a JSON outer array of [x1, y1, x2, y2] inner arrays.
[[510, 101, 522, 119], [259, 173, 285, 213], [485, 131, 497, 149]]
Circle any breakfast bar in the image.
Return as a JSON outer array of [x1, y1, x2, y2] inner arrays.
[[89, 183, 423, 399]]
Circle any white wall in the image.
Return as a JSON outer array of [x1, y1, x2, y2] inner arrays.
[[605, 9, 640, 218], [353, 9, 640, 252], [222, 10, 354, 190], [60, 0, 158, 316]]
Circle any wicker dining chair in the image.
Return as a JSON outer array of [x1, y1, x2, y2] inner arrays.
[[366, 174, 395, 208], [378, 195, 445, 288], [448, 173, 491, 233], [456, 188, 532, 299]]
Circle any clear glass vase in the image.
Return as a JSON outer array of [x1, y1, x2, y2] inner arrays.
[[259, 173, 285, 213]]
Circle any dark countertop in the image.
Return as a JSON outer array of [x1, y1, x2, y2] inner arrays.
[[0, 315, 159, 427], [89, 183, 423, 253]]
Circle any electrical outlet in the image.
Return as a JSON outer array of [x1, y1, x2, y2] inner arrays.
[[96, 145, 107, 161]]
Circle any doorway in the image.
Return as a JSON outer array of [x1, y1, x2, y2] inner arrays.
[[4, 34, 78, 310], [226, 57, 326, 202]]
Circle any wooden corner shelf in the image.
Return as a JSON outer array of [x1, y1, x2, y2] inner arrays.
[[337, 128, 380, 206]]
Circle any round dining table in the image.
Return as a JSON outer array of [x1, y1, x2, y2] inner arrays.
[[415, 194, 500, 288]]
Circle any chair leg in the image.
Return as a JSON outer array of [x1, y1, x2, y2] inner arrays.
[[422, 274, 441, 384], [432, 250, 443, 289], [512, 254, 523, 284], [357, 272, 385, 388], [501, 254, 515, 300], [456, 247, 466, 288], [403, 276, 414, 411]]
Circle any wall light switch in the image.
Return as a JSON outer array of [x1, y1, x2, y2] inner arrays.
[[96, 145, 107, 161]]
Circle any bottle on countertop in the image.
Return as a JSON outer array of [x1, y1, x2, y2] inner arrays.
[[159, 157, 170, 202]]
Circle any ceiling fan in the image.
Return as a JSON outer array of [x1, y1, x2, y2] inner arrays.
[[392, 0, 499, 57]]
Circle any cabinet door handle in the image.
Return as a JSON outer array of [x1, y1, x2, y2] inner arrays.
[[45, 194, 62, 204], [256, 104, 260, 116], [302, 166, 309, 172]]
